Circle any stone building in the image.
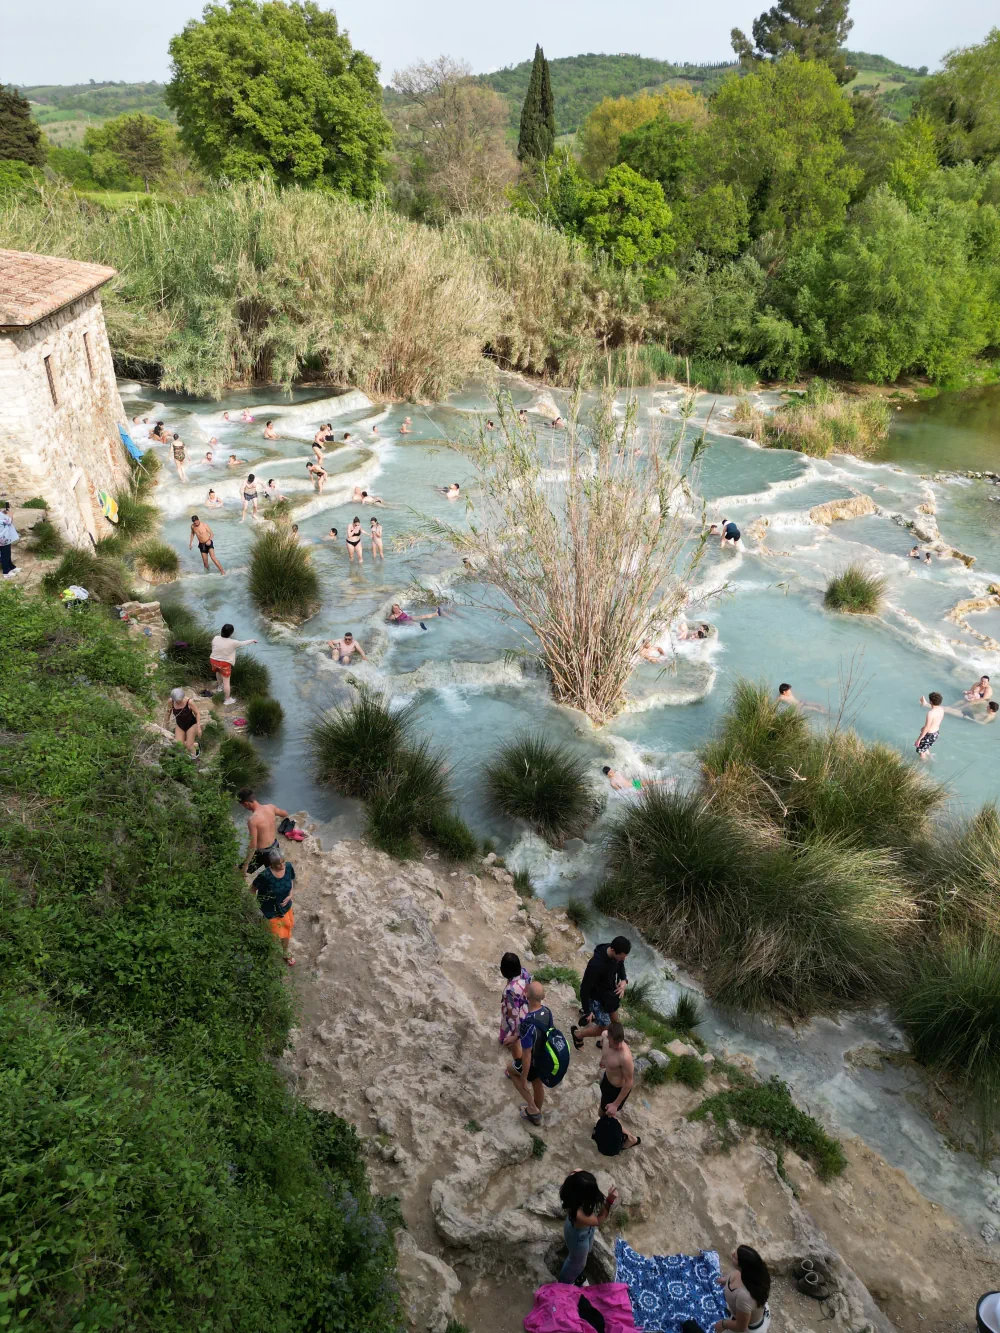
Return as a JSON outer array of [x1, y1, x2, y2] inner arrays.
[[0, 248, 130, 547]]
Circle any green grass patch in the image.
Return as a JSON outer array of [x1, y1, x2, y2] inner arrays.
[[690, 1075, 847, 1180], [483, 732, 598, 844], [248, 527, 320, 621], [160, 601, 213, 678], [532, 964, 581, 996], [529, 926, 549, 956], [824, 562, 887, 614], [595, 344, 757, 393], [128, 448, 161, 499], [643, 1060, 672, 1087], [230, 651, 271, 701], [364, 741, 453, 859], [245, 696, 284, 737], [670, 991, 704, 1034], [21, 496, 47, 509], [113, 490, 158, 542], [464, 1119, 483, 1133], [673, 1053, 708, 1089], [564, 896, 594, 929], [41, 548, 132, 604], [26, 519, 64, 557], [424, 810, 478, 861], [529, 1135, 547, 1159], [216, 735, 270, 793], [762, 381, 891, 458], [311, 687, 415, 799], [134, 538, 179, 576]]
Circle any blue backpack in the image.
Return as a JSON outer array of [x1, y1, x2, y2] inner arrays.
[[527, 1006, 571, 1088]]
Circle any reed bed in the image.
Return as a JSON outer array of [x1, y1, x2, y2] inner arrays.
[[824, 562, 887, 614], [596, 344, 757, 393], [762, 381, 891, 458]]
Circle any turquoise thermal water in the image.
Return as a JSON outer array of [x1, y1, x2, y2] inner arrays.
[[120, 375, 1000, 1231]]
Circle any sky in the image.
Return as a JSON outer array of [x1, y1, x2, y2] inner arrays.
[[4, 0, 996, 87]]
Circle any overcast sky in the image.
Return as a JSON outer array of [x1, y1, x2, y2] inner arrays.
[[4, 0, 995, 87]]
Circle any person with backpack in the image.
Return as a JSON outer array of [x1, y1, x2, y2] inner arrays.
[[509, 980, 570, 1125]]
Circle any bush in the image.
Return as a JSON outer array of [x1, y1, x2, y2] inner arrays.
[[129, 448, 161, 498], [113, 490, 158, 541], [424, 809, 478, 860], [565, 897, 594, 929], [484, 732, 597, 844], [21, 496, 47, 508], [533, 964, 581, 994], [27, 519, 64, 557], [670, 991, 703, 1033], [596, 344, 758, 393], [672, 1052, 708, 1089], [824, 562, 887, 614], [248, 527, 320, 621], [42, 548, 132, 604], [364, 741, 452, 858], [134, 538, 179, 576], [217, 735, 270, 792], [312, 687, 415, 798], [231, 651, 271, 700], [513, 868, 537, 899], [762, 382, 891, 458], [896, 936, 1000, 1153], [160, 601, 213, 676], [245, 696, 284, 737], [690, 1075, 847, 1180]]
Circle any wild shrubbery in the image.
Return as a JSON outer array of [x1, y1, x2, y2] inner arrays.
[[0, 586, 400, 1331], [824, 562, 888, 614], [248, 527, 321, 621], [484, 732, 599, 844]]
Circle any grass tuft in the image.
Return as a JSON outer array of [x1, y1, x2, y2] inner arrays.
[[824, 562, 887, 615], [364, 741, 452, 859], [424, 810, 478, 861], [160, 602, 213, 677], [134, 539, 179, 577], [248, 527, 320, 621], [128, 449, 161, 499], [113, 491, 158, 542], [513, 869, 536, 899], [21, 496, 47, 509], [564, 897, 594, 929], [27, 520, 65, 558], [762, 381, 892, 458], [529, 1135, 547, 1159], [245, 697, 284, 737], [311, 687, 415, 799], [529, 926, 548, 956], [532, 964, 581, 995], [484, 733, 597, 844], [230, 652, 271, 701], [672, 1053, 708, 1089], [216, 736, 270, 793], [42, 549, 132, 604], [670, 991, 704, 1034]]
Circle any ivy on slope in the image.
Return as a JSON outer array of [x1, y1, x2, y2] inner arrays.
[[0, 586, 401, 1333]]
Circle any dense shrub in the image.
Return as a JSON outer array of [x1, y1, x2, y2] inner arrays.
[[483, 732, 598, 844], [217, 734, 270, 792], [690, 1075, 847, 1179], [762, 381, 892, 457], [364, 741, 452, 858], [231, 650, 272, 700], [26, 518, 64, 556], [824, 561, 887, 613], [113, 489, 159, 540], [312, 687, 416, 798], [423, 809, 479, 861], [42, 547, 132, 603], [245, 695, 284, 736], [0, 585, 400, 1331], [248, 527, 321, 621], [134, 537, 180, 576], [160, 600, 213, 676]]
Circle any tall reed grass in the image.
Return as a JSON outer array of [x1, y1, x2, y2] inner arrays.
[[248, 528, 320, 622], [595, 344, 757, 393], [762, 381, 892, 458], [824, 563, 887, 614]]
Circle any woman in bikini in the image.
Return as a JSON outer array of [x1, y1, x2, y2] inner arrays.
[[370, 517, 383, 560], [171, 435, 188, 483], [241, 473, 259, 522], [306, 461, 327, 493], [311, 438, 326, 464], [346, 517, 363, 564], [165, 686, 201, 757]]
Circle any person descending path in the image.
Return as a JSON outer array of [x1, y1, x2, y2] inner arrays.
[[238, 789, 290, 875], [572, 937, 631, 1049], [251, 845, 296, 965], [210, 623, 257, 703], [165, 686, 201, 757], [598, 1020, 639, 1149], [189, 515, 225, 575]]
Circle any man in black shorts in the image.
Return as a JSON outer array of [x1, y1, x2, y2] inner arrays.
[[572, 936, 631, 1049], [188, 515, 225, 575], [598, 1021, 639, 1149]]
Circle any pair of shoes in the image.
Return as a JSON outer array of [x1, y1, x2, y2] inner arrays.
[[3, 569, 20, 579], [284, 829, 306, 842], [224, 696, 238, 706]]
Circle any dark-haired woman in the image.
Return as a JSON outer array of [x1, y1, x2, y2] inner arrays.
[[558, 1171, 618, 1284], [715, 1245, 771, 1333]]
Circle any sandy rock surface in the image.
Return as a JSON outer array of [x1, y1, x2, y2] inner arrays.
[[279, 828, 993, 1333]]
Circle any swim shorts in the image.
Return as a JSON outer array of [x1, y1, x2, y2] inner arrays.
[[268, 908, 294, 942], [198, 540, 214, 553], [582, 1000, 615, 1029], [209, 658, 232, 677], [600, 1073, 631, 1114], [248, 839, 279, 874], [916, 730, 939, 754]]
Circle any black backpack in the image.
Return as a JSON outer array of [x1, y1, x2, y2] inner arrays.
[[592, 1115, 625, 1157], [527, 1007, 570, 1088]]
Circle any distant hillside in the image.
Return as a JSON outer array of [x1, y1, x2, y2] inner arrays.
[[18, 81, 173, 147], [478, 53, 739, 134]]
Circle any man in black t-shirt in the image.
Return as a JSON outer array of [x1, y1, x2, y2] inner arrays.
[[572, 936, 631, 1050]]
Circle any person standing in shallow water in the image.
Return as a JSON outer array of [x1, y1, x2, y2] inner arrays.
[[916, 692, 944, 760], [209, 622, 257, 702], [189, 515, 225, 575], [369, 517, 383, 560]]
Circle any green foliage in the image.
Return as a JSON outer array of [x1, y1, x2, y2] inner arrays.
[[597, 342, 757, 392], [670, 991, 704, 1033], [245, 695, 285, 736], [580, 163, 675, 297], [530, 1134, 547, 1159], [0, 157, 42, 198], [691, 1075, 847, 1179], [20, 497, 48, 509], [484, 733, 598, 844], [672, 1052, 708, 1089], [135, 538, 180, 576], [565, 897, 595, 929], [364, 741, 452, 859], [423, 809, 479, 861], [167, 0, 390, 197], [532, 964, 581, 995], [529, 926, 549, 956], [230, 650, 271, 700], [216, 734, 270, 792], [919, 28, 1000, 165], [731, 0, 857, 85], [0, 586, 400, 1331], [312, 687, 415, 798], [113, 489, 158, 540], [0, 84, 44, 165], [248, 527, 321, 621], [617, 114, 695, 196], [26, 519, 64, 557], [84, 111, 177, 190], [41, 548, 132, 604], [160, 600, 213, 677], [824, 562, 887, 614], [129, 446, 162, 497], [46, 144, 99, 186], [513, 868, 537, 899], [762, 381, 892, 454], [517, 45, 557, 162]]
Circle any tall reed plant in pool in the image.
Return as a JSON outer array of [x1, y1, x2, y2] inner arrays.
[[427, 389, 708, 724], [483, 733, 598, 844], [310, 687, 416, 799], [824, 562, 887, 614], [248, 528, 320, 621]]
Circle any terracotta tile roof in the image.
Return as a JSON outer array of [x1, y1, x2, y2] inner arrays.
[[0, 248, 116, 328]]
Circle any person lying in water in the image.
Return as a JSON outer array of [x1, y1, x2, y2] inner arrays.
[[328, 633, 367, 664], [387, 603, 455, 629], [942, 700, 999, 725], [676, 621, 711, 641], [351, 486, 384, 505], [777, 682, 826, 713]]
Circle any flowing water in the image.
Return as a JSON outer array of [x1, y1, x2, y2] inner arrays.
[[120, 376, 1000, 1233]]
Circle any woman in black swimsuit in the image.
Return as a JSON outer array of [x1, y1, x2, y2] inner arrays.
[[346, 516, 363, 564], [165, 687, 201, 756]]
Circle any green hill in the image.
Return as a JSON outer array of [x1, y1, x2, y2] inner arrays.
[[18, 81, 173, 147]]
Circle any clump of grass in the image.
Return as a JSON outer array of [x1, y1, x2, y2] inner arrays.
[[245, 697, 284, 737], [670, 991, 703, 1034], [42, 548, 132, 604], [311, 687, 415, 798], [529, 1135, 547, 1159], [824, 562, 887, 615], [689, 1074, 847, 1180], [672, 1053, 708, 1089], [128, 449, 161, 499], [27, 520, 64, 557], [464, 1119, 482, 1133], [231, 652, 271, 701], [896, 935, 1000, 1155], [595, 344, 757, 394], [364, 741, 451, 859], [529, 926, 548, 956], [763, 380, 891, 458], [160, 601, 213, 676], [564, 897, 594, 929], [532, 964, 580, 995], [643, 1060, 672, 1087], [424, 810, 478, 861], [216, 735, 270, 793], [199, 717, 222, 753], [95, 532, 130, 559], [21, 497, 47, 509], [513, 869, 536, 899], [134, 539, 179, 577], [113, 491, 158, 542], [248, 527, 320, 621], [484, 733, 597, 844]]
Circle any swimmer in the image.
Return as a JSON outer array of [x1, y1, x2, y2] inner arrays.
[[517, 409, 528, 425], [328, 632, 367, 664], [552, 416, 565, 429], [960, 675, 992, 705], [170, 434, 188, 483], [399, 421, 410, 434], [149, 421, 169, 442], [603, 766, 640, 792], [240, 473, 259, 522], [203, 452, 214, 465], [227, 454, 246, 467], [777, 682, 825, 713], [241, 409, 254, 423], [290, 524, 304, 542], [322, 527, 339, 543], [388, 604, 416, 625], [916, 692, 945, 759], [909, 545, 921, 559], [207, 436, 220, 460], [640, 640, 668, 662], [307, 461, 327, 493], [189, 515, 225, 575], [345, 516, 363, 563], [264, 478, 286, 502], [924, 551, 932, 564], [205, 488, 223, 508], [444, 482, 461, 499], [371, 425, 379, 437], [131, 415, 140, 425], [263, 420, 278, 440], [223, 412, 231, 422], [486, 419, 495, 431], [719, 517, 741, 547], [943, 701, 1000, 724], [676, 621, 711, 642], [343, 432, 352, 443], [370, 517, 384, 560], [351, 486, 383, 505]]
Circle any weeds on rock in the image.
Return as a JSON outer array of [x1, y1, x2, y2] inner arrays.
[[533, 965, 581, 996], [134, 539, 179, 577], [670, 991, 703, 1034], [565, 897, 594, 929], [530, 1135, 547, 1159], [529, 926, 548, 956], [513, 869, 536, 899], [27, 520, 64, 558]]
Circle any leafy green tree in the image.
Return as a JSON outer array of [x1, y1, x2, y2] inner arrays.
[[578, 87, 706, 181], [517, 44, 556, 161], [706, 57, 860, 240], [919, 28, 1000, 165], [167, 0, 390, 197], [508, 148, 589, 231], [580, 163, 675, 297], [0, 85, 44, 166], [731, 0, 856, 85], [616, 114, 694, 196], [46, 145, 98, 187], [84, 113, 176, 190]]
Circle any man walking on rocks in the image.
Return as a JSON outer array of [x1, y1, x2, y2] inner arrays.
[[599, 1021, 638, 1147], [239, 789, 290, 875], [572, 937, 631, 1049], [509, 980, 551, 1126]]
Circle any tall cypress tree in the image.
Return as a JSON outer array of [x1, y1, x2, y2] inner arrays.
[[517, 45, 556, 161], [0, 85, 44, 166]]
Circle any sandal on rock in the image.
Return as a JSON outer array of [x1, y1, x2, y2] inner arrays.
[[622, 1136, 642, 1152], [571, 1025, 585, 1051], [519, 1106, 542, 1126], [284, 956, 296, 967]]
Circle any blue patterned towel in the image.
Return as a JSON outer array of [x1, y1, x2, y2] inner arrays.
[[615, 1239, 729, 1332]]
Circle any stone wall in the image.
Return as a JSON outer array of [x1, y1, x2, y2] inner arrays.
[[0, 291, 129, 547]]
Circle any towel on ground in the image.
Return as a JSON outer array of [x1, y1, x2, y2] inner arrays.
[[524, 1281, 637, 1333], [615, 1239, 728, 1333]]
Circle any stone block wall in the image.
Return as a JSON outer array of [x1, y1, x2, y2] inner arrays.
[[0, 291, 129, 547]]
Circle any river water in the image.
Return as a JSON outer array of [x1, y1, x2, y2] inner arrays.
[[119, 376, 1000, 1234]]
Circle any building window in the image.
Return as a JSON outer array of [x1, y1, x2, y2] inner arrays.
[[83, 332, 94, 380], [44, 355, 58, 406]]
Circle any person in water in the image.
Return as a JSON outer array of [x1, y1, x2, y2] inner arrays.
[[328, 632, 367, 664], [240, 473, 259, 522], [720, 516, 741, 547], [909, 545, 921, 559], [369, 517, 384, 560], [351, 486, 383, 505], [307, 461, 327, 493], [444, 482, 461, 499], [264, 478, 286, 502], [189, 515, 225, 575], [228, 453, 246, 467], [263, 420, 278, 440], [676, 621, 711, 641], [640, 640, 668, 662], [961, 674, 992, 704], [164, 686, 202, 757], [777, 682, 825, 713], [323, 527, 339, 543], [345, 516, 363, 563], [211, 623, 256, 702], [205, 488, 223, 508], [206, 436, 220, 460], [603, 765, 642, 792], [170, 434, 188, 483], [916, 692, 945, 759], [241, 409, 254, 423], [943, 700, 1000, 725], [399, 420, 410, 434]]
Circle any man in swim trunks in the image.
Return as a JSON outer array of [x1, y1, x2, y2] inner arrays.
[[263, 420, 278, 440], [328, 633, 367, 664], [572, 937, 631, 1048], [599, 1021, 636, 1123], [251, 846, 296, 965], [445, 483, 461, 499], [916, 692, 944, 759], [240, 473, 260, 522], [171, 434, 188, 483], [777, 682, 825, 714], [189, 515, 225, 574], [720, 517, 741, 547], [238, 788, 290, 875], [943, 700, 1000, 725], [602, 765, 636, 791]]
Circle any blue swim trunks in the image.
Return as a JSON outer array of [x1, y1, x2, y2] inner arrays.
[[583, 1000, 613, 1028]]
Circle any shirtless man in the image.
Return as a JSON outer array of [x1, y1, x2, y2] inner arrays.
[[206, 436, 220, 460], [777, 682, 825, 714], [240, 473, 260, 522], [238, 788, 289, 874], [916, 692, 945, 759], [960, 675, 993, 705], [329, 632, 367, 665], [351, 486, 383, 506], [444, 482, 461, 499], [323, 527, 339, 543], [263, 420, 278, 440], [640, 640, 668, 662], [602, 765, 636, 792], [943, 700, 1000, 725], [598, 1021, 639, 1148], [188, 514, 225, 574]]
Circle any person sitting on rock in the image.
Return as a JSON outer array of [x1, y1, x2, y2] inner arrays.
[[715, 1245, 771, 1333]]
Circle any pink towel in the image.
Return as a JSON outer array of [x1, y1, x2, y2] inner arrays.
[[524, 1282, 637, 1333]]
